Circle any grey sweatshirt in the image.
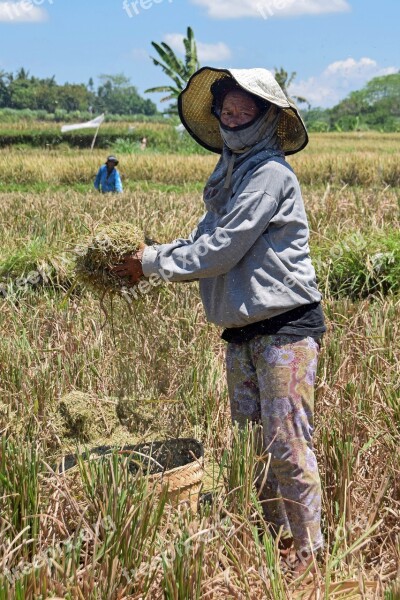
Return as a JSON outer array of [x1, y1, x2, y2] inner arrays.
[[142, 156, 321, 328]]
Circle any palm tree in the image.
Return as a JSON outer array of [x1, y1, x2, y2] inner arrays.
[[145, 27, 200, 114], [274, 67, 310, 109]]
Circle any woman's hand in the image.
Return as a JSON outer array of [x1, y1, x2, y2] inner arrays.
[[111, 246, 146, 284]]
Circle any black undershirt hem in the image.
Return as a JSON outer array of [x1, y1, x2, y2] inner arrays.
[[221, 302, 326, 344]]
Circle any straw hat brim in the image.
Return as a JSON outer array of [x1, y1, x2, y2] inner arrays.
[[178, 67, 308, 156]]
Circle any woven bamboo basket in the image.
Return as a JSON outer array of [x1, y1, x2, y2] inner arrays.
[[114, 439, 204, 511], [59, 438, 204, 511], [148, 455, 204, 511]]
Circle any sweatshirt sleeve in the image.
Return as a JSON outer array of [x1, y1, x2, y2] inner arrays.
[[115, 170, 123, 193], [94, 167, 102, 190], [142, 185, 279, 282]]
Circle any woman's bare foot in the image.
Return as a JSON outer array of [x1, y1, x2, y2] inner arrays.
[[278, 535, 294, 557], [276, 536, 295, 572]]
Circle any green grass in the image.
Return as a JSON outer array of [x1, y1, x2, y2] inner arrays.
[[312, 229, 400, 298], [0, 123, 210, 154]]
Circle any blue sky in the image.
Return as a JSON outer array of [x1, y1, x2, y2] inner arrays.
[[0, 0, 398, 108]]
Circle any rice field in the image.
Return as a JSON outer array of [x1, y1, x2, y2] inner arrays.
[[0, 133, 399, 599]]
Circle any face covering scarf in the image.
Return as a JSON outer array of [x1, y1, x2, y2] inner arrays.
[[203, 104, 284, 215]]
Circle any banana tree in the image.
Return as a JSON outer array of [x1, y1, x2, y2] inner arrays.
[[145, 27, 200, 114]]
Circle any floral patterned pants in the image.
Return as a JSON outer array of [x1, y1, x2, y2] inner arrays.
[[226, 334, 323, 556]]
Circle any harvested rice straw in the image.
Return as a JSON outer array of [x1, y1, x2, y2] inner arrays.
[[74, 222, 145, 296]]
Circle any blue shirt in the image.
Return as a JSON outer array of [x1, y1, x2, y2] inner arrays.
[[94, 164, 123, 193]]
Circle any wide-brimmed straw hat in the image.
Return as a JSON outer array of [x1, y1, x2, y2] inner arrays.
[[105, 155, 119, 165], [178, 67, 308, 155]]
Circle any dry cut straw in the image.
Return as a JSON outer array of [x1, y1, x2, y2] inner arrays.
[[74, 222, 144, 295]]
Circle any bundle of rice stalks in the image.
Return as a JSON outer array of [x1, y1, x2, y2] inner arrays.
[[58, 390, 120, 442], [74, 222, 145, 295]]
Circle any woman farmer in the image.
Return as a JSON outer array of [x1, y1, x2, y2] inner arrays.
[[94, 155, 123, 193], [113, 67, 326, 576]]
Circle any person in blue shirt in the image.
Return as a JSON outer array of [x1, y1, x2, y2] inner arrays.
[[94, 155, 123, 193]]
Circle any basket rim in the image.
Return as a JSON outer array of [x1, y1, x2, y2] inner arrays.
[[148, 457, 204, 493], [57, 438, 204, 474]]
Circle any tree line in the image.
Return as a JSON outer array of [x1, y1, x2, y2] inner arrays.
[[0, 69, 157, 116], [304, 73, 400, 133], [1, 52, 399, 131]]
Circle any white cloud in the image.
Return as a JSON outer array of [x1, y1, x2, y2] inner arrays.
[[0, 1, 48, 22], [197, 41, 231, 62], [289, 57, 398, 107], [330, 57, 398, 80], [191, 0, 350, 20], [164, 33, 231, 62]]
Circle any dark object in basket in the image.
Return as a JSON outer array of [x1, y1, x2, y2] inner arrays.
[[58, 438, 204, 476]]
